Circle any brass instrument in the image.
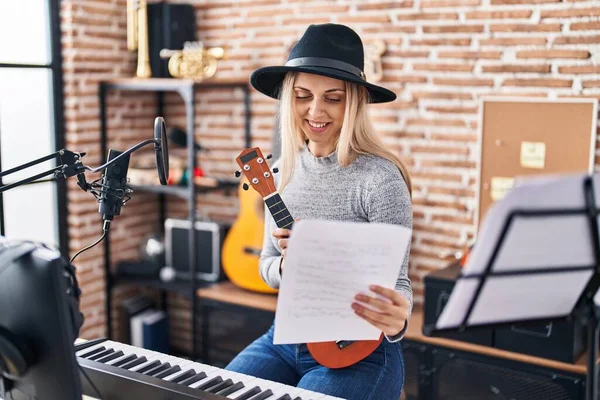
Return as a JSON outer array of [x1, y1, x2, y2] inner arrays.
[[160, 41, 225, 81], [364, 40, 386, 83], [127, 0, 152, 78]]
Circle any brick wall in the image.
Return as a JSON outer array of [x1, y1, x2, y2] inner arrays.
[[61, 0, 600, 346]]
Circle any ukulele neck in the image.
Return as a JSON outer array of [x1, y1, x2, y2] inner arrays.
[[264, 192, 295, 229]]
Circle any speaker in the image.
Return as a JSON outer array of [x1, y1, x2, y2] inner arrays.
[[424, 262, 494, 346], [494, 320, 586, 364], [165, 219, 229, 282], [147, 3, 196, 78], [431, 348, 582, 400], [401, 340, 429, 400]]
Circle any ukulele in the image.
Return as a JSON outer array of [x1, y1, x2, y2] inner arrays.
[[221, 178, 278, 294], [235, 147, 383, 369]]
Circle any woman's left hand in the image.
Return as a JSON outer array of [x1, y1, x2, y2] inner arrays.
[[352, 285, 410, 337]]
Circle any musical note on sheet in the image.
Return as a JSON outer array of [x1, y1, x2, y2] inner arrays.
[[273, 220, 411, 344]]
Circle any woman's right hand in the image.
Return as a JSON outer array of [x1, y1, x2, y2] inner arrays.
[[273, 227, 293, 272]]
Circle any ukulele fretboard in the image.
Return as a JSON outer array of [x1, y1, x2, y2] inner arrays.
[[265, 193, 295, 229]]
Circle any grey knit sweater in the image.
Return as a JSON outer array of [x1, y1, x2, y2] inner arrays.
[[259, 146, 413, 342]]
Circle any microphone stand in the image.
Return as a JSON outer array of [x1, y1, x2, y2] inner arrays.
[[0, 139, 158, 194], [0, 139, 161, 262]]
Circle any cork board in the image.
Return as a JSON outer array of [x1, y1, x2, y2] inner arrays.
[[476, 97, 598, 230]]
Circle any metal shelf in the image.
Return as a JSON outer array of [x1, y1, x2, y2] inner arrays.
[[99, 77, 251, 361], [112, 272, 213, 299], [132, 179, 239, 199]]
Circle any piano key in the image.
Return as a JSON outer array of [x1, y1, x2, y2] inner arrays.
[[96, 350, 124, 364], [120, 356, 147, 370], [145, 363, 172, 377], [73, 337, 107, 353], [217, 381, 245, 397], [178, 371, 207, 386], [187, 366, 231, 389], [250, 379, 297, 400], [106, 353, 136, 367], [170, 369, 197, 384], [249, 389, 274, 400], [196, 375, 223, 391], [233, 385, 262, 400], [268, 387, 295, 400], [76, 343, 106, 358], [129, 354, 167, 372], [154, 365, 181, 379], [78, 345, 107, 359], [219, 371, 265, 399], [207, 378, 234, 393], [87, 348, 114, 361], [161, 361, 195, 381], [136, 360, 162, 374], [281, 388, 304, 399], [194, 369, 257, 398]]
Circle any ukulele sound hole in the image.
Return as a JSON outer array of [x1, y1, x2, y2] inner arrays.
[[335, 340, 354, 350]]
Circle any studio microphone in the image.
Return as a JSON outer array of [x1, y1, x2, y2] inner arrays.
[[98, 149, 132, 226], [94, 116, 168, 230]]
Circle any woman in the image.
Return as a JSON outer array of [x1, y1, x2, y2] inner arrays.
[[226, 23, 413, 400]]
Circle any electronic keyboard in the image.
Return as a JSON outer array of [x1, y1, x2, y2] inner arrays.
[[76, 339, 345, 400]]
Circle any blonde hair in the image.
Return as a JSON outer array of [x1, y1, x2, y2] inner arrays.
[[276, 72, 412, 195]]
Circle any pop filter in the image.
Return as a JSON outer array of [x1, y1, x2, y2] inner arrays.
[[154, 117, 169, 185]]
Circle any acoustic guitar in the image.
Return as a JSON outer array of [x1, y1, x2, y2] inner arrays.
[[221, 178, 278, 294], [235, 147, 383, 369]]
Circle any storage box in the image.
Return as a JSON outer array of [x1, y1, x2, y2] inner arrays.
[[165, 218, 229, 282], [423, 262, 494, 346]]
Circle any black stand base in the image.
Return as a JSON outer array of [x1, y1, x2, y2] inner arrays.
[[585, 304, 599, 400]]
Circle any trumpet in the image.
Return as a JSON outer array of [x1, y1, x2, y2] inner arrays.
[[160, 41, 226, 81], [127, 0, 152, 78]]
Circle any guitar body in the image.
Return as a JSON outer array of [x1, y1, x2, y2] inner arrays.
[[221, 179, 278, 294], [307, 334, 384, 369]]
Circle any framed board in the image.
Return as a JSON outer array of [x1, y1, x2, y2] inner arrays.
[[475, 97, 598, 230]]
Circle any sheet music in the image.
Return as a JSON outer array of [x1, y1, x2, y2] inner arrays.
[[273, 220, 411, 344], [436, 173, 600, 330]]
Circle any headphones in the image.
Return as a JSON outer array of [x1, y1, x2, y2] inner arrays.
[[0, 240, 84, 379]]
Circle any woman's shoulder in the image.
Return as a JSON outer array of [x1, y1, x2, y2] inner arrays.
[[353, 153, 405, 181]]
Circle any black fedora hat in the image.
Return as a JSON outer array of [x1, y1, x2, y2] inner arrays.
[[250, 24, 396, 104]]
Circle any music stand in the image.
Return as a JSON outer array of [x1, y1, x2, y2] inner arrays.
[[424, 173, 600, 400]]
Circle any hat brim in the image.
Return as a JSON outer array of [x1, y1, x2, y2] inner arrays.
[[250, 65, 397, 104]]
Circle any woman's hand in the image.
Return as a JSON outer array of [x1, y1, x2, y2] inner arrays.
[[352, 285, 410, 337], [272, 227, 292, 272], [272, 219, 300, 273]]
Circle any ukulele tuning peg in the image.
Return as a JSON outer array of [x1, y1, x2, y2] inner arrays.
[[242, 183, 249, 191], [234, 170, 241, 178], [273, 168, 279, 174], [266, 154, 273, 160]]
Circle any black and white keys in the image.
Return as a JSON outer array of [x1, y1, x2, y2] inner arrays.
[[76, 340, 345, 400]]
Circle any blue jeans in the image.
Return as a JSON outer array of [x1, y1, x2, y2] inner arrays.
[[225, 324, 404, 400]]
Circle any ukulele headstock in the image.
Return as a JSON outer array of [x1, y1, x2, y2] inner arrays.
[[235, 147, 277, 198]]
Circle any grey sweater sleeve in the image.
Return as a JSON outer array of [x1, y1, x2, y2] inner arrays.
[[259, 204, 283, 289], [365, 164, 413, 342]]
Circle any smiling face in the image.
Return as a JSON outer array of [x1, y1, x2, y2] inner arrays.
[[293, 72, 347, 157]]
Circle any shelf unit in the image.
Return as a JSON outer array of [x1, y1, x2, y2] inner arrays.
[[99, 77, 251, 361]]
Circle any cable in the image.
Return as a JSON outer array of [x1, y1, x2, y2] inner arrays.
[[69, 225, 108, 264], [77, 363, 103, 400]]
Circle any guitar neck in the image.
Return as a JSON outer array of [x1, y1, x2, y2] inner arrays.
[[264, 193, 295, 229]]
